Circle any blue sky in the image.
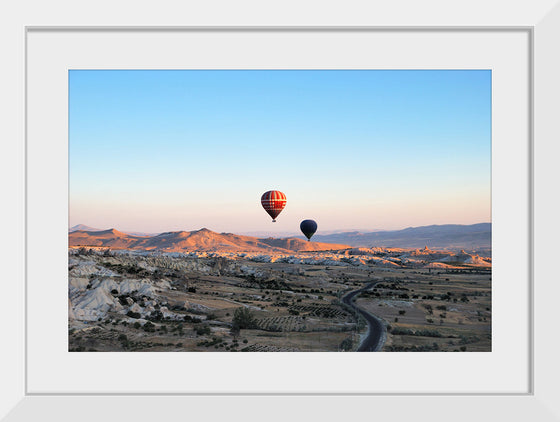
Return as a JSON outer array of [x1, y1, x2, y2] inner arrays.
[[69, 70, 491, 234]]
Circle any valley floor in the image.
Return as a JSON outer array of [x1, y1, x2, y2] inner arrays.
[[68, 248, 491, 352]]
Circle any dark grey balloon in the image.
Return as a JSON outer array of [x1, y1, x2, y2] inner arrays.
[[300, 219, 318, 241]]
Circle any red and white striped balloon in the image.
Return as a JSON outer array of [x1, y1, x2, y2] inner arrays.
[[260, 190, 287, 222]]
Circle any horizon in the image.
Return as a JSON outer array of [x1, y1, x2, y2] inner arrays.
[[69, 221, 492, 237], [70, 70, 491, 233]]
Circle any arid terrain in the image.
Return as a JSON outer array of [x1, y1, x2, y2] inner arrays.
[[68, 228, 491, 352]]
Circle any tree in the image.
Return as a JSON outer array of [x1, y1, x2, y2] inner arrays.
[[232, 307, 257, 330], [230, 323, 241, 340]]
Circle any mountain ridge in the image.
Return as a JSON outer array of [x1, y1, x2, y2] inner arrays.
[[69, 228, 350, 253], [306, 223, 491, 249], [69, 222, 491, 250]]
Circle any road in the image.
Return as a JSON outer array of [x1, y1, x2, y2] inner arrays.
[[342, 282, 386, 352]]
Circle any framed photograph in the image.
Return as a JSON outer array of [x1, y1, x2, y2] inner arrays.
[[3, 0, 559, 420]]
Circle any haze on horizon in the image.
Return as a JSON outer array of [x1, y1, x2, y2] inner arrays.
[[69, 70, 491, 234]]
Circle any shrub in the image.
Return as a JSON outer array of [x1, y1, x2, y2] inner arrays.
[[149, 310, 164, 321], [415, 329, 443, 337], [391, 327, 414, 335], [195, 325, 211, 336], [340, 337, 353, 351]]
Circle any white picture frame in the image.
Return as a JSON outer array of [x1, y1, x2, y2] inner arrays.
[[3, 0, 559, 420]]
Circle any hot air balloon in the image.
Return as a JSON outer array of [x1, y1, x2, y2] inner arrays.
[[261, 190, 287, 222], [300, 219, 317, 241]]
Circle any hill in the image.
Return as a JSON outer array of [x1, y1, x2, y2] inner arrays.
[[68, 227, 349, 253], [69, 224, 158, 237], [69, 224, 101, 232], [68, 229, 144, 249], [307, 223, 491, 249]]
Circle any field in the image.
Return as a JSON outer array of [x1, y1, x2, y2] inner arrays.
[[355, 270, 491, 351], [68, 248, 491, 352]]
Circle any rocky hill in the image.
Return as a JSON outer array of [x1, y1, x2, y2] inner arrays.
[[69, 227, 349, 253]]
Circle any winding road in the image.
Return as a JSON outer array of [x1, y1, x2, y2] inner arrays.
[[342, 282, 386, 352]]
